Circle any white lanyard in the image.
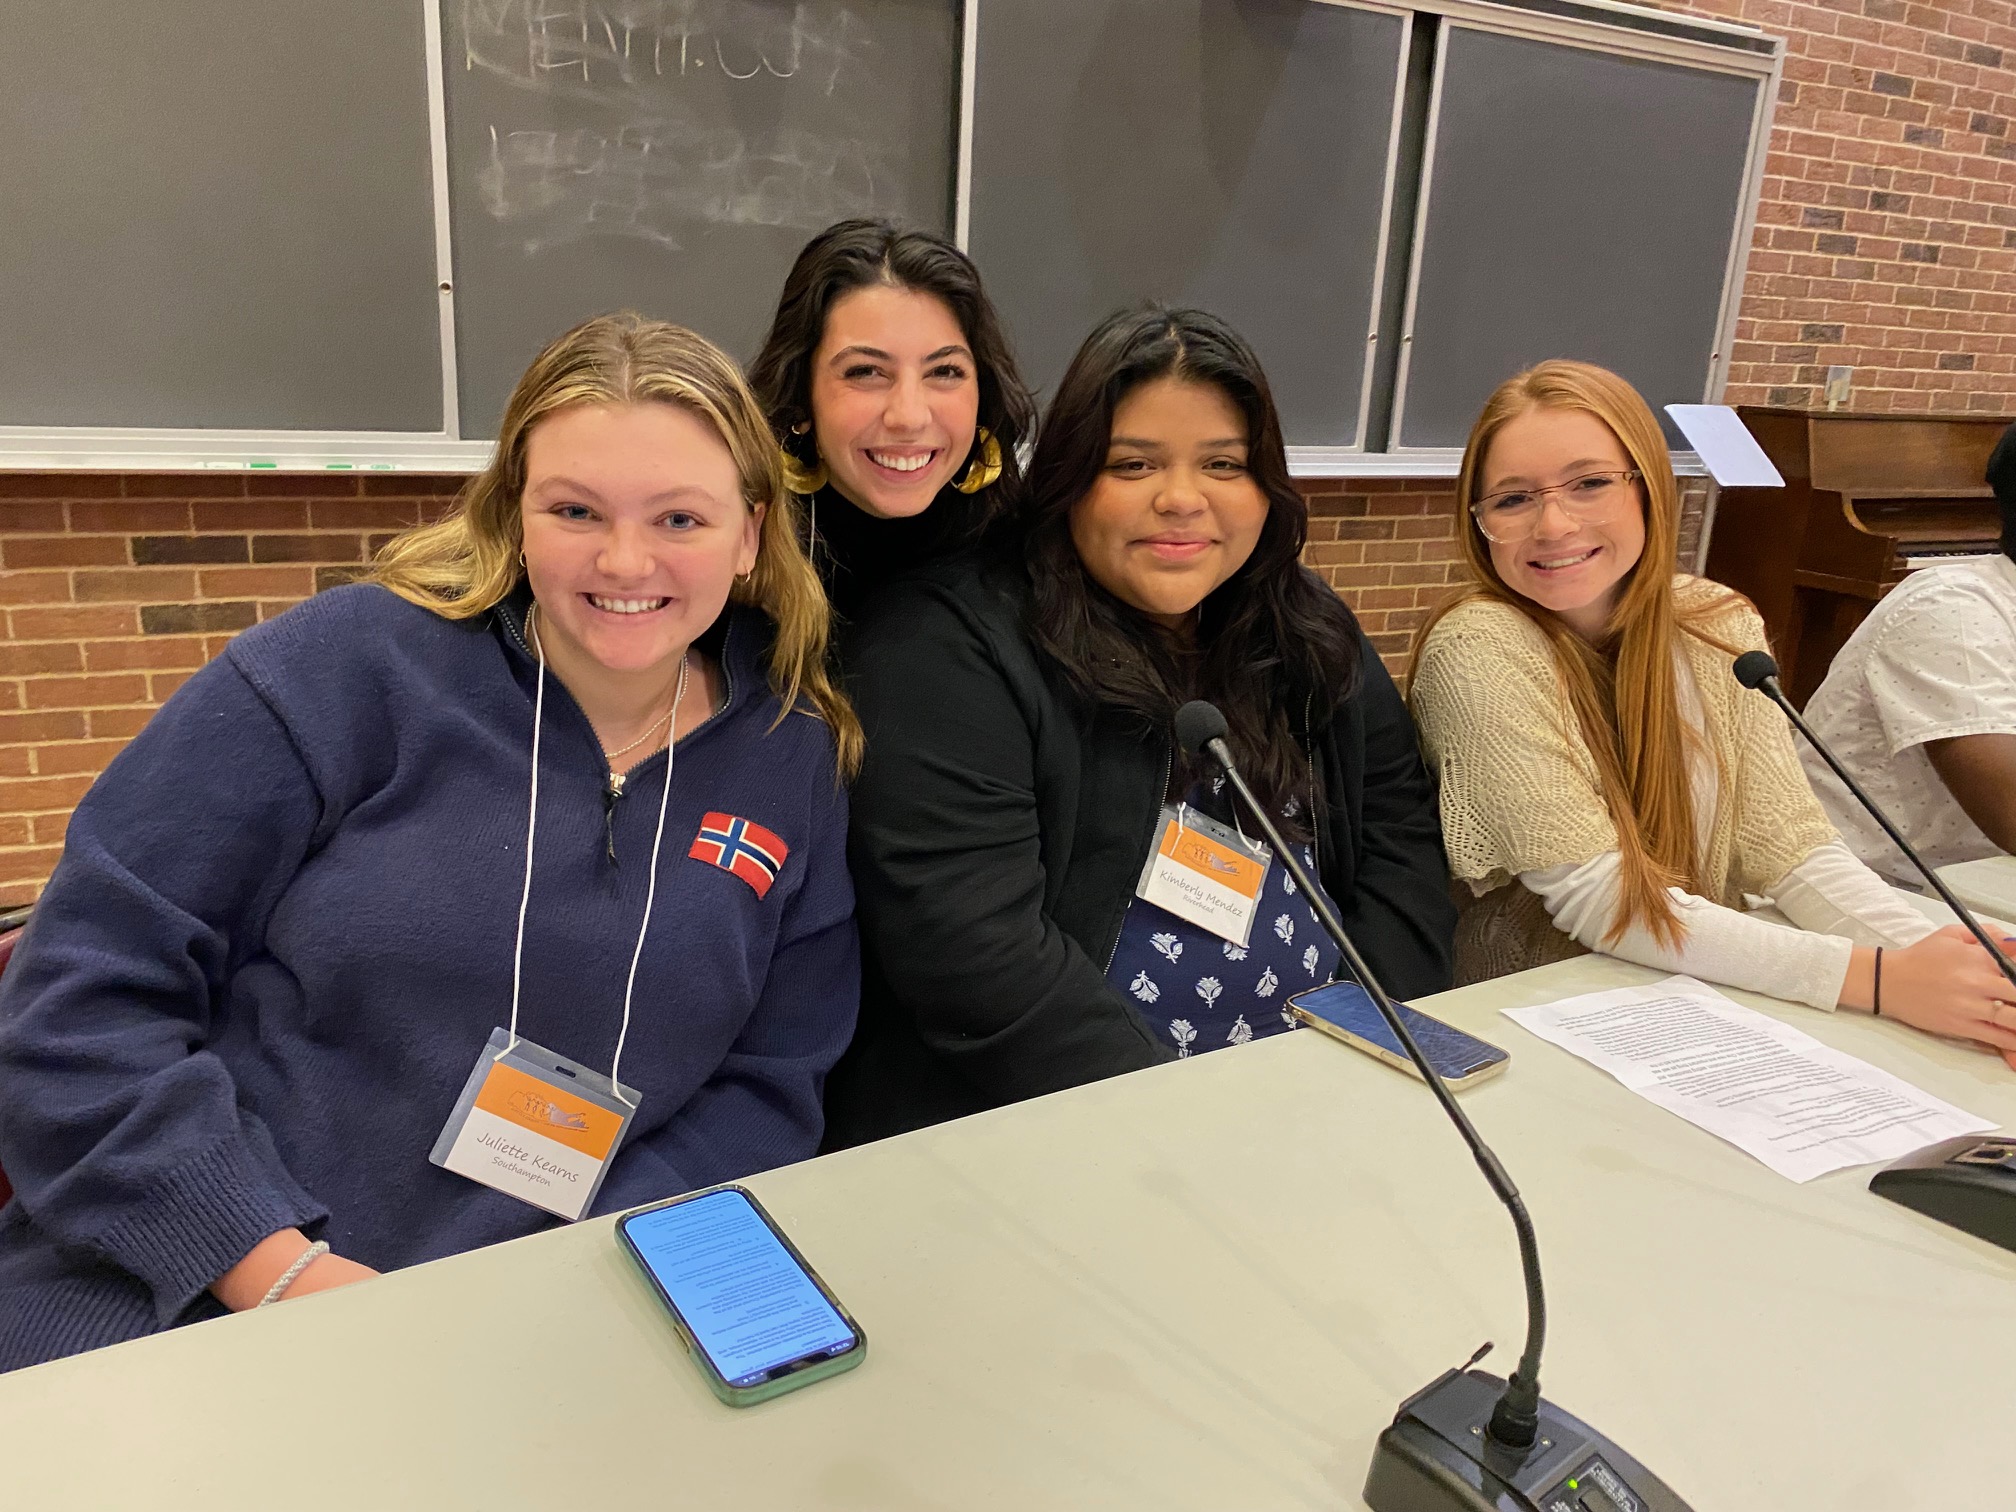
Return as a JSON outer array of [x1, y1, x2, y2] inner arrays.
[[502, 605, 688, 1109]]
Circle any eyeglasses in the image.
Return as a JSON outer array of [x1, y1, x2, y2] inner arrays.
[[1469, 470, 1641, 543]]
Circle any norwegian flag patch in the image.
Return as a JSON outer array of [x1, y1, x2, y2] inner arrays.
[[688, 812, 789, 899]]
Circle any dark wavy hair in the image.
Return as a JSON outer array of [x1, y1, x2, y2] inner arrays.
[[1018, 306, 1365, 824], [747, 218, 1037, 538]]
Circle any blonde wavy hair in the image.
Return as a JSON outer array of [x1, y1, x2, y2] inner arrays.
[[372, 311, 862, 775], [1411, 360, 1741, 948]]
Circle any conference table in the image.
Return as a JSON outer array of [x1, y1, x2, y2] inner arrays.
[[1, 948, 2011, 1511], [1937, 854, 2016, 925]]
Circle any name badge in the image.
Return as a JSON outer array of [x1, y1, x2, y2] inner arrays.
[[429, 1029, 638, 1221], [1135, 804, 1270, 947]]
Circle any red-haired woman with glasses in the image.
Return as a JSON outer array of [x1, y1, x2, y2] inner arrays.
[[1409, 360, 2016, 1068]]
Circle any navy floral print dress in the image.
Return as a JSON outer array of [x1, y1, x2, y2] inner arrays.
[[1104, 782, 1342, 1058]]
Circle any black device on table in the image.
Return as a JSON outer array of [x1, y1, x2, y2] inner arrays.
[[617, 1185, 865, 1407], [1732, 651, 2016, 1256], [1175, 701, 1694, 1512]]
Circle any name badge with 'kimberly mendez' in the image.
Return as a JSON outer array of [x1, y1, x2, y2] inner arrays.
[[429, 1030, 639, 1221], [1136, 804, 1270, 947]]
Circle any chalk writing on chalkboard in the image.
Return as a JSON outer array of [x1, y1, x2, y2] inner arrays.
[[459, 1, 892, 252], [461, 0, 867, 97]]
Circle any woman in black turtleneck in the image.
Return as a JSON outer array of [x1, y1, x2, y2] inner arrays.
[[747, 219, 1036, 623]]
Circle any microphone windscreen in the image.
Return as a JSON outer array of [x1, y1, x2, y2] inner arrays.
[[1174, 700, 1229, 758], [1732, 650, 1780, 690]]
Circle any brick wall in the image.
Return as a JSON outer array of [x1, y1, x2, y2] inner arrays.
[[0, 477, 458, 905], [1659, 0, 2016, 411], [0, 474, 1711, 905]]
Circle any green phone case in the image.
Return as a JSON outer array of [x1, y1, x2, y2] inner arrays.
[[617, 1184, 867, 1407]]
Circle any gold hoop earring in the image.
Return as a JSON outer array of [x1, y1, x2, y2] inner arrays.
[[779, 422, 827, 495], [779, 448, 828, 496], [955, 427, 1004, 495]]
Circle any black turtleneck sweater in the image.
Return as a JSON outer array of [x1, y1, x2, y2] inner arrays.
[[807, 485, 977, 625]]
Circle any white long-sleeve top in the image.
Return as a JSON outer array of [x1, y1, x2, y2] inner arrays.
[[1411, 579, 1953, 1007], [1523, 843, 1936, 1009]]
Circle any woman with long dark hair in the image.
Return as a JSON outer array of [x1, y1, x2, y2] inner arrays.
[[747, 218, 1037, 618], [826, 307, 1455, 1146]]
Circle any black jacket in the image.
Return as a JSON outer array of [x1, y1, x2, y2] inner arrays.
[[823, 557, 1457, 1148]]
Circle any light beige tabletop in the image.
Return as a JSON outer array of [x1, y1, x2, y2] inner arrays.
[[1937, 854, 2016, 925], [0, 952, 2011, 1512]]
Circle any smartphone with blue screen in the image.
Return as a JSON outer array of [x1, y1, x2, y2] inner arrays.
[[616, 1185, 865, 1406], [1289, 981, 1509, 1090]]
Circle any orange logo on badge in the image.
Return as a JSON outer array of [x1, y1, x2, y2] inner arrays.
[[507, 1088, 591, 1131]]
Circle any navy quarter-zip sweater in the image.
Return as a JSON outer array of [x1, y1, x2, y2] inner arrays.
[[0, 584, 857, 1372]]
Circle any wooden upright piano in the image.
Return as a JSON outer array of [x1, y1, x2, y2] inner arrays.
[[1703, 407, 2011, 706]]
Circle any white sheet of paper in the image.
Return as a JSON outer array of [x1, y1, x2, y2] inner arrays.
[[1502, 976, 1996, 1182], [1665, 404, 1786, 487]]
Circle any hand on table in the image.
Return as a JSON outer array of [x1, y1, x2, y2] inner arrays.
[[1863, 926, 2016, 1070]]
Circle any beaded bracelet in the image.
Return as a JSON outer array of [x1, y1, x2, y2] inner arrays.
[[258, 1239, 331, 1308]]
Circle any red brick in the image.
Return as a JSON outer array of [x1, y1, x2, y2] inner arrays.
[[193, 501, 310, 531], [29, 812, 70, 846], [0, 535, 127, 568], [0, 572, 71, 606], [85, 708, 156, 740], [67, 501, 194, 533], [72, 568, 198, 604], [307, 501, 432, 530], [148, 672, 193, 702], [361, 474, 468, 497], [22, 675, 149, 710], [82, 637, 212, 673], [0, 643, 84, 677], [7, 605, 141, 640], [250, 532, 366, 564], [0, 774, 96, 811], [0, 846, 65, 883], [244, 473, 362, 497], [32, 742, 127, 778], [0, 502, 66, 531], [0, 710, 87, 744], [196, 566, 314, 599], [121, 473, 244, 498], [0, 815, 28, 844], [0, 475, 122, 500]]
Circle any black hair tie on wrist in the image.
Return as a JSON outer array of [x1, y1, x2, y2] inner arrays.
[[1873, 946, 1884, 1018]]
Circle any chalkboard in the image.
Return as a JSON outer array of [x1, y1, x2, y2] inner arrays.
[[1394, 25, 1763, 450], [443, 0, 958, 438], [0, 1, 441, 431], [968, 0, 1407, 448]]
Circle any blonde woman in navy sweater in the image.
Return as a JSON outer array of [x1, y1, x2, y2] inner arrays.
[[0, 315, 862, 1371]]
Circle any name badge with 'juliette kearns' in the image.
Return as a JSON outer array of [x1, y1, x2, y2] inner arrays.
[[429, 1029, 639, 1221], [1135, 804, 1270, 948]]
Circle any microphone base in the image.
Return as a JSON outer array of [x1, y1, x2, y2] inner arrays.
[[1364, 1368, 1694, 1512]]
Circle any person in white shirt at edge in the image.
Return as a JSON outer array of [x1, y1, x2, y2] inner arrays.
[[1407, 360, 2016, 1071], [1800, 418, 2016, 883]]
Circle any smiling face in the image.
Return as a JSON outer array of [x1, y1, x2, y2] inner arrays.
[[1477, 405, 1647, 641], [808, 283, 981, 519], [1068, 377, 1270, 629], [518, 402, 761, 689]]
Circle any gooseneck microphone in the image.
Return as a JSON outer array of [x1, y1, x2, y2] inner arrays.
[[1174, 701, 1692, 1512], [1731, 651, 2016, 991]]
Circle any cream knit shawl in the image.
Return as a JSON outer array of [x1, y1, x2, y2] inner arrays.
[[1411, 574, 1837, 908]]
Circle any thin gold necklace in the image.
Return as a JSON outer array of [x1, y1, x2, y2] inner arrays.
[[526, 603, 690, 783]]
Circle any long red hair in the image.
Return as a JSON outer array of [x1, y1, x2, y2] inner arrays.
[[1411, 361, 1740, 947]]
